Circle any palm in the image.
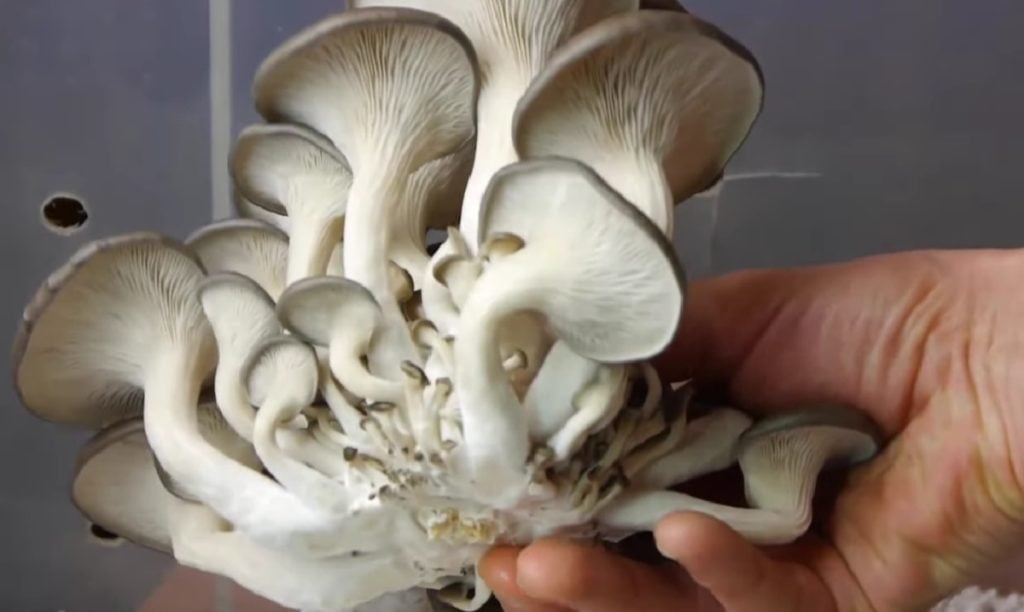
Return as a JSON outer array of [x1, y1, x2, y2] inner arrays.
[[481, 250, 1024, 611]]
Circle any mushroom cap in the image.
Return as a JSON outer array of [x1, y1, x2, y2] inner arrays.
[[276, 276, 382, 347], [12, 233, 213, 428], [186, 219, 289, 299], [475, 157, 686, 362], [242, 334, 320, 409], [230, 123, 352, 217], [72, 418, 174, 553], [513, 10, 763, 208], [738, 404, 884, 469], [252, 8, 479, 172], [197, 272, 281, 357], [233, 189, 290, 232]]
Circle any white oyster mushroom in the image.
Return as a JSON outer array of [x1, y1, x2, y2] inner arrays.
[[455, 158, 685, 500], [252, 8, 479, 376], [598, 404, 883, 545], [12, 234, 364, 556], [277, 276, 404, 405], [230, 123, 353, 285], [513, 9, 764, 234], [244, 334, 355, 515], [353, 0, 640, 250], [72, 418, 176, 554], [185, 218, 289, 300], [13, 5, 896, 611], [736, 404, 883, 540], [196, 272, 282, 442]]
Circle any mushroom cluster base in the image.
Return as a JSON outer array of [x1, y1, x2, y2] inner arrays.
[[12, 3, 885, 611]]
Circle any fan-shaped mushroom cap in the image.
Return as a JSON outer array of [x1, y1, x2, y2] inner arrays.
[[186, 219, 289, 300], [12, 233, 215, 429], [513, 10, 763, 234], [72, 418, 175, 553], [277, 276, 403, 403], [453, 158, 685, 492], [353, 0, 640, 251], [253, 8, 478, 366], [230, 123, 352, 284], [737, 403, 883, 516]]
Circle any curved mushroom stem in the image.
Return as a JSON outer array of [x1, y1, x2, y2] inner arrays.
[[327, 327, 404, 404], [458, 74, 527, 252], [168, 501, 417, 611], [633, 407, 752, 489], [547, 365, 628, 462], [142, 350, 340, 554], [596, 489, 811, 546], [343, 166, 420, 377], [254, 393, 352, 516], [421, 229, 468, 335], [286, 208, 345, 284], [525, 341, 601, 442]]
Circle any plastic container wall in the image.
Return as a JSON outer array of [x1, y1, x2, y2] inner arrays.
[[2, 1, 1022, 610]]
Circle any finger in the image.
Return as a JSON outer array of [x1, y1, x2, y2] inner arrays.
[[655, 512, 835, 612], [514, 538, 695, 612], [654, 250, 972, 433], [479, 546, 570, 612]]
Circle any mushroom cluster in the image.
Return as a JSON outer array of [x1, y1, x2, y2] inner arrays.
[[12, 3, 885, 611]]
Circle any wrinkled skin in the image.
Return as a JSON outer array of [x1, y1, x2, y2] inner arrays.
[[480, 249, 1024, 611]]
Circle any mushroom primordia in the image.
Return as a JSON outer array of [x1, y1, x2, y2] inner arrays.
[[12, 4, 882, 612]]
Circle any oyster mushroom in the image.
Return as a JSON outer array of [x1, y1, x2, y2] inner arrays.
[[11, 234, 348, 553], [230, 123, 353, 285], [737, 404, 883, 533], [454, 158, 685, 499], [252, 8, 479, 373], [277, 276, 403, 405], [196, 272, 282, 441], [353, 0, 639, 250], [72, 418, 176, 554], [598, 404, 883, 544], [513, 9, 763, 234], [245, 334, 354, 514], [185, 218, 289, 299]]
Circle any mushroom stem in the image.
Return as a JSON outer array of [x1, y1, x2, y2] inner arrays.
[[327, 326, 404, 404], [454, 255, 549, 491], [286, 209, 345, 284], [597, 489, 810, 545], [585, 151, 674, 234], [343, 166, 419, 376], [141, 350, 337, 552], [634, 407, 752, 489], [169, 502, 417, 611], [254, 396, 352, 515], [458, 79, 523, 251]]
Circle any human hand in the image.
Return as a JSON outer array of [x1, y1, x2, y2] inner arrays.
[[479, 249, 1024, 611]]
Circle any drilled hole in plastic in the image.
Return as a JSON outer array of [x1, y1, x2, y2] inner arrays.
[[41, 194, 89, 235], [88, 523, 123, 547]]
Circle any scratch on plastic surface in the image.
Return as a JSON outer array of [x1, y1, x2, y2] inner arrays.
[[692, 171, 822, 274], [210, 0, 233, 222]]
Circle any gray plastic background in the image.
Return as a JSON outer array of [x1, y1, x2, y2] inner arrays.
[[1, 1, 1021, 610]]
